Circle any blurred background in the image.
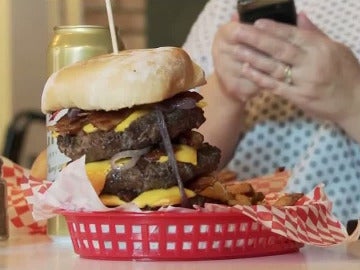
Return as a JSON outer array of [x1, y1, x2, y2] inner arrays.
[[0, 0, 208, 168]]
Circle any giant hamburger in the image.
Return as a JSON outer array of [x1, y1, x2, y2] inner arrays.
[[41, 47, 221, 209]]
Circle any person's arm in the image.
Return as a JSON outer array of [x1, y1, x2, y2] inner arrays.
[[181, 1, 262, 167], [336, 83, 360, 143], [224, 13, 360, 144], [198, 74, 246, 168]]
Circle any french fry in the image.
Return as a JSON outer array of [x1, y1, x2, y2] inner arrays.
[[228, 194, 253, 206], [216, 170, 238, 183], [272, 193, 303, 207], [251, 192, 265, 205], [188, 174, 230, 202], [198, 181, 229, 203], [225, 182, 254, 196], [190, 170, 304, 207]]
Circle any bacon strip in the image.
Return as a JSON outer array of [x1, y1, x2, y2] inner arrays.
[[49, 91, 203, 135]]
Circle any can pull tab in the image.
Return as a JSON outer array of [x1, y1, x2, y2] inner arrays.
[[0, 158, 9, 240]]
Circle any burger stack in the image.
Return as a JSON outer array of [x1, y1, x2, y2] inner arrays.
[[41, 47, 221, 209]]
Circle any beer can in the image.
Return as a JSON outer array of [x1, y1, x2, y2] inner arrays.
[[46, 25, 124, 240]]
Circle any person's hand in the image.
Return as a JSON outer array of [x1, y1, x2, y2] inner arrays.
[[233, 12, 360, 127], [211, 15, 261, 102]]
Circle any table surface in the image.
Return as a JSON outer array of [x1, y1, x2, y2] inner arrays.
[[1, 233, 359, 270]]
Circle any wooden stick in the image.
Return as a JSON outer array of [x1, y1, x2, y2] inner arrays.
[[105, 0, 118, 54]]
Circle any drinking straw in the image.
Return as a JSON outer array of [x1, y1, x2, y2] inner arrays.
[[105, 0, 118, 53]]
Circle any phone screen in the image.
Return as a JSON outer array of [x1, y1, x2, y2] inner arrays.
[[238, 0, 297, 25]]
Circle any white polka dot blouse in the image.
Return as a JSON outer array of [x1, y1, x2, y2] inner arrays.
[[183, 0, 360, 225]]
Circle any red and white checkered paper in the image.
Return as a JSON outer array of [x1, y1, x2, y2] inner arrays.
[[233, 185, 359, 246], [2, 155, 359, 245], [1, 156, 47, 234]]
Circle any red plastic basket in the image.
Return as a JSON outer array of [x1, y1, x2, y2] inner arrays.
[[60, 211, 303, 260]]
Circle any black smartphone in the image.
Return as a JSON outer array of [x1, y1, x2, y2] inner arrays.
[[237, 0, 297, 25]]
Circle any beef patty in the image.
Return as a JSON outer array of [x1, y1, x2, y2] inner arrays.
[[102, 142, 221, 201], [57, 106, 205, 162], [52, 92, 205, 163]]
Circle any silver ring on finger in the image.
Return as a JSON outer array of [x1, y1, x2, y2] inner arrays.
[[283, 65, 293, 85]]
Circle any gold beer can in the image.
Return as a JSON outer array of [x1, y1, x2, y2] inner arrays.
[[46, 25, 124, 240]]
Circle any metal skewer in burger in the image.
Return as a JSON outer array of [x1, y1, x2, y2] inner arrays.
[[41, 47, 222, 209]]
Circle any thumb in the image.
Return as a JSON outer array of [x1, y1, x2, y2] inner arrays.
[[297, 12, 325, 34]]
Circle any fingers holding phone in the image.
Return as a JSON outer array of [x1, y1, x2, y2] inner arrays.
[[235, 0, 299, 90]]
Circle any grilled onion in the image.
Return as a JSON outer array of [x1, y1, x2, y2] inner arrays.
[[110, 147, 150, 171]]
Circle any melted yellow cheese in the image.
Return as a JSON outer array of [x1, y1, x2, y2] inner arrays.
[[158, 144, 197, 165], [114, 110, 148, 132], [196, 100, 207, 108], [131, 187, 196, 208], [82, 110, 148, 134], [51, 131, 59, 138], [85, 160, 112, 194], [100, 187, 196, 208], [83, 123, 98, 133], [99, 194, 126, 206], [85, 160, 111, 177], [85, 158, 129, 194]]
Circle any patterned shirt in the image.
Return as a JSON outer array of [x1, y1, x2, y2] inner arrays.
[[183, 0, 360, 224]]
